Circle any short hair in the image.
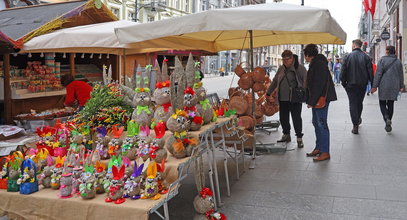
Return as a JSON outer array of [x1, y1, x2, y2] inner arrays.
[[386, 46, 396, 55], [281, 50, 293, 58], [61, 74, 74, 87], [303, 44, 318, 57], [352, 39, 363, 48]]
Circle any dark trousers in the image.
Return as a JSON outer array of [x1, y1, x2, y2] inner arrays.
[[345, 85, 366, 126], [379, 100, 394, 121], [279, 101, 303, 138]]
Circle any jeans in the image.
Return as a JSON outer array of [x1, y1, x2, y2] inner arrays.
[[334, 70, 341, 84], [278, 101, 303, 138], [345, 85, 366, 126], [379, 100, 394, 121], [312, 103, 330, 153], [366, 81, 371, 93]]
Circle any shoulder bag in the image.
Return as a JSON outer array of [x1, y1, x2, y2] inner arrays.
[[286, 70, 307, 103]]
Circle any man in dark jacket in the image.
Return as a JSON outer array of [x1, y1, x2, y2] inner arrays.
[[340, 39, 374, 134]]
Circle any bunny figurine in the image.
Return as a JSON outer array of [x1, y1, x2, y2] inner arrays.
[[183, 54, 203, 131], [156, 159, 168, 194], [137, 126, 152, 161], [36, 126, 57, 156], [59, 172, 73, 198], [95, 126, 110, 160], [79, 164, 97, 199], [192, 59, 213, 125], [193, 187, 226, 220], [108, 126, 124, 157], [105, 165, 126, 204], [121, 65, 154, 127], [80, 126, 93, 151], [95, 161, 107, 194], [123, 120, 139, 160], [40, 155, 54, 188], [123, 160, 144, 200], [165, 110, 198, 158], [142, 161, 161, 200], [69, 129, 85, 154], [150, 121, 167, 163], [153, 59, 173, 125], [51, 156, 65, 190]]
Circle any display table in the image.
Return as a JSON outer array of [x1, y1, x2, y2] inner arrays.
[[0, 117, 237, 220]]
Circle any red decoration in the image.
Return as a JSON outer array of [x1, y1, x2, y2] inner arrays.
[[199, 187, 213, 198], [193, 116, 203, 125], [154, 122, 166, 139], [156, 80, 171, 89], [370, 0, 376, 17], [184, 106, 197, 112], [162, 103, 172, 112], [184, 87, 195, 95]]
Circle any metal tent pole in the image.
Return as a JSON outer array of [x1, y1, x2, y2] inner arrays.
[[249, 30, 256, 169]]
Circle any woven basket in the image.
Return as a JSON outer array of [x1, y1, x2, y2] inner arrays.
[[238, 72, 254, 90], [238, 115, 255, 130], [234, 62, 247, 77], [253, 67, 266, 83], [256, 116, 265, 124], [252, 82, 265, 92], [261, 102, 279, 116], [229, 93, 248, 115]]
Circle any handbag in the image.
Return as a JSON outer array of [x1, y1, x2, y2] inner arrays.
[[285, 71, 307, 103], [314, 77, 330, 109]]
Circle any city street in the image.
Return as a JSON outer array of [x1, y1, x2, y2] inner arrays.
[[153, 76, 407, 219]]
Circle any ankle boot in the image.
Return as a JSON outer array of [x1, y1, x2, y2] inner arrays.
[[351, 125, 359, 134], [297, 138, 304, 148], [277, 134, 291, 142], [385, 119, 392, 132]]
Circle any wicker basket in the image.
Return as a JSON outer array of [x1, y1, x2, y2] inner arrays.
[[238, 72, 254, 90], [261, 102, 279, 116], [253, 67, 266, 83], [252, 82, 265, 92], [229, 93, 248, 115], [238, 115, 256, 130], [234, 62, 247, 77]]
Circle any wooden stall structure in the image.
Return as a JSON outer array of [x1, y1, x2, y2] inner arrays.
[[0, 0, 117, 124]]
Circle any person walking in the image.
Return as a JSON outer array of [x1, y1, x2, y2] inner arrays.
[[266, 50, 307, 148], [303, 44, 337, 162], [340, 39, 374, 134], [370, 46, 405, 132], [333, 58, 341, 85]]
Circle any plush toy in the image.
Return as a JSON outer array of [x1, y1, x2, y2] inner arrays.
[[51, 156, 65, 190], [121, 65, 154, 127], [150, 121, 167, 163], [95, 161, 107, 194], [123, 120, 139, 160], [108, 126, 124, 157], [95, 126, 110, 160], [193, 187, 226, 220], [153, 59, 173, 125], [79, 164, 96, 199], [123, 160, 144, 200], [105, 165, 126, 204]]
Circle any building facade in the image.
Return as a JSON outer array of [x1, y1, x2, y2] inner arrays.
[[359, 0, 406, 84]]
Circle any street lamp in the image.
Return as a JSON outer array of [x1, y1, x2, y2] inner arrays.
[[225, 51, 230, 76], [134, 0, 160, 22]]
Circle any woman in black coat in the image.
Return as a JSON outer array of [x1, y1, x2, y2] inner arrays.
[[304, 44, 337, 162]]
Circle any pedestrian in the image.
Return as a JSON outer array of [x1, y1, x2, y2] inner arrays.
[[370, 46, 405, 132], [327, 57, 334, 77], [340, 39, 374, 134], [303, 44, 337, 162], [266, 50, 307, 148], [333, 58, 341, 85], [60, 74, 93, 111]]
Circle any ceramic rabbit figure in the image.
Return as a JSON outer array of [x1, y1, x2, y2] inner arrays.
[[137, 126, 152, 161], [51, 156, 65, 190], [79, 164, 97, 199], [165, 110, 198, 158], [40, 155, 54, 188], [192, 59, 213, 125], [121, 65, 154, 127], [122, 120, 139, 160], [95, 161, 107, 194], [108, 126, 124, 157], [142, 161, 161, 200], [105, 165, 126, 204], [153, 59, 173, 125], [183, 54, 203, 131], [123, 161, 144, 200], [95, 126, 110, 160], [150, 121, 167, 163]]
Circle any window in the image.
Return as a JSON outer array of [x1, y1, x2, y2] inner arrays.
[[185, 0, 189, 12], [147, 16, 155, 22], [128, 12, 135, 21], [111, 7, 120, 18], [176, 0, 179, 9]]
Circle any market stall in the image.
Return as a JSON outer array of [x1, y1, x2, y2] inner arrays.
[[0, 0, 117, 124]]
